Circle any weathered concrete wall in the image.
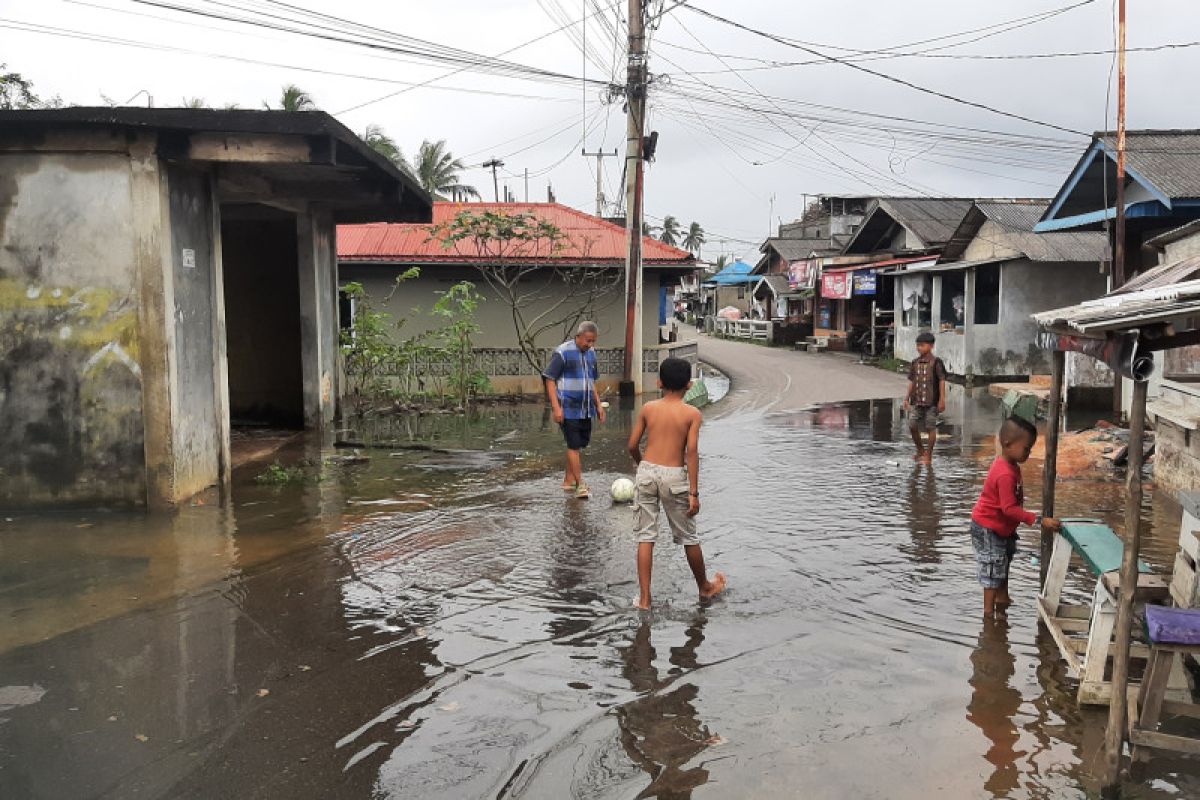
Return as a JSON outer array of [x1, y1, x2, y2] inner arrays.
[[221, 217, 303, 426], [0, 153, 145, 507], [1163, 231, 1200, 263], [895, 260, 1106, 380], [961, 220, 1024, 261], [165, 165, 220, 500], [299, 210, 339, 427]]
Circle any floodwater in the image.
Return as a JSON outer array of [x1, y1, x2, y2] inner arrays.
[[2, 386, 1198, 799]]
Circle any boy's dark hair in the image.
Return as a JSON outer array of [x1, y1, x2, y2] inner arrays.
[[659, 357, 692, 392], [1000, 414, 1038, 444], [916, 331, 936, 345]]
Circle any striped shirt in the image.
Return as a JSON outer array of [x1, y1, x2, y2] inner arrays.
[[543, 340, 599, 420]]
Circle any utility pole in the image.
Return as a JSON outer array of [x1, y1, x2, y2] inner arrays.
[[620, 0, 647, 395], [582, 148, 618, 217], [524, 167, 529, 202], [1112, 0, 1130, 422], [483, 158, 504, 202]]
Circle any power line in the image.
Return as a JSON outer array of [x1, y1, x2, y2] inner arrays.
[[679, 3, 1090, 137]]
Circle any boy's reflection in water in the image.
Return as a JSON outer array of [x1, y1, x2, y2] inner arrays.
[[966, 617, 1024, 796], [616, 614, 715, 799]]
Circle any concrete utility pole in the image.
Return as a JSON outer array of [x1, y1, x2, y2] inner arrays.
[[620, 0, 648, 395], [483, 158, 504, 202], [582, 148, 619, 217]]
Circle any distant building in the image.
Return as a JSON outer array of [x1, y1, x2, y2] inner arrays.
[[337, 202, 696, 393], [0, 108, 429, 509]]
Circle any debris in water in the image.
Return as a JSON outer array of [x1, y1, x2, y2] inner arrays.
[[257, 689, 270, 698], [705, 734, 728, 746], [135, 734, 148, 742], [107, 716, 117, 722], [438, 701, 460, 712], [298, 665, 312, 672]]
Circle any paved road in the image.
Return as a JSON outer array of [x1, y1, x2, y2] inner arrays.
[[698, 333, 909, 415]]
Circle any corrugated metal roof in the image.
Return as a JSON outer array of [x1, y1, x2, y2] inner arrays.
[[1033, 278, 1200, 335], [754, 274, 791, 296], [762, 237, 837, 261], [1100, 130, 1200, 198], [705, 260, 758, 285], [942, 199, 1109, 262], [876, 198, 974, 246], [1116, 256, 1200, 294], [1146, 219, 1200, 249], [338, 202, 694, 265]]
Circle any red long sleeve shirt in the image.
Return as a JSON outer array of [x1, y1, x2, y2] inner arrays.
[[972, 457, 1037, 537]]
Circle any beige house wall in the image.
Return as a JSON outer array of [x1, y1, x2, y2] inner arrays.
[[961, 220, 1025, 262]]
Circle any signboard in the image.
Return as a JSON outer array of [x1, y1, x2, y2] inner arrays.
[[821, 271, 853, 300], [181, 248, 196, 269], [853, 271, 877, 295], [788, 259, 815, 289]]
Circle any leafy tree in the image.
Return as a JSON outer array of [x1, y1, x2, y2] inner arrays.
[[181, 97, 207, 108], [658, 215, 680, 247], [364, 124, 411, 174], [0, 65, 42, 110], [683, 221, 705, 254], [409, 139, 479, 200], [429, 282, 489, 407], [266, 84, 316, 111], [431, 210, 621, 373]]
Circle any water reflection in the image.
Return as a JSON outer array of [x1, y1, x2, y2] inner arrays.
[[967, 618, 1023, 797], [616, 616, 714, 799], [904, 464, 943, 567]]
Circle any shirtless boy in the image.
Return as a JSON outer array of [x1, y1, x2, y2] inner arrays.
[[626, 357, 727, 610]]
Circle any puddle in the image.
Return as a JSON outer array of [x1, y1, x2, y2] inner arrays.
[[0, 392, 1195, 799]]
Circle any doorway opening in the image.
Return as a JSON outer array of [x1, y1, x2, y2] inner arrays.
[[220, 204, 304, 429]]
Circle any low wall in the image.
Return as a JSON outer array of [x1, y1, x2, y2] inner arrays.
[[368, 344, 699, 398], [1150, 380, 1200, 499]]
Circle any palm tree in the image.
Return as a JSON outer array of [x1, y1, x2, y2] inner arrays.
[[364, 124, 410, 173], [658, 215, 681, 247], [266, 84, 316, 111], [409, 139, 479, 200], [714, 254, 729, 272], [683, 221, 705, 254], [181, 96, 207, 108]]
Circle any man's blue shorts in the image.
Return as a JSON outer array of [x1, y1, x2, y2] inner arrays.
[[561, 418, 593, 451]]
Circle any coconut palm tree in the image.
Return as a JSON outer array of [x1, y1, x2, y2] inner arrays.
[[682, 221, 705, 254], [266, 84, 316, 111], [714, 254, 729, 272], [364, 124, 410, 173], [658, 215, 681, 247], [409, 139, 479, 200]]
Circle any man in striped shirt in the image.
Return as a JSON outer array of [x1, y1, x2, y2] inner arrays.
[[544, 321, 607, 499]]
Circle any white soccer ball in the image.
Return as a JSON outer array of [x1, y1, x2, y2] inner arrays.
[[610, 477, 636, 503]]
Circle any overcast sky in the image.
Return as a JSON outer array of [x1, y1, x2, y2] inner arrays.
[[4, 0, 1198, 261]]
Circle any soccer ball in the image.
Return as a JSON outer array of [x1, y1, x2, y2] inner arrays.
[[610, 477, 636, 503]]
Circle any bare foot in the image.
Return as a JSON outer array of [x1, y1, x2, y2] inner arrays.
[[912, 451, 924, 462], [634, 597, 651, 610], [699, 572, 728, 600], [920, 454, 933, 464], [561, 482, 576, 491]]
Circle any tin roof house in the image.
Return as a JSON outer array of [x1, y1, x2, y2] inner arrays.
[[889, 199, 1109, 388]]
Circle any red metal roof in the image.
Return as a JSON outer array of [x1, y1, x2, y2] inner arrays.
[[338, 202, 695, 266]]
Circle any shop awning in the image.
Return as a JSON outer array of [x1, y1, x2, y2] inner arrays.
[[888, 256, 1007, 275]]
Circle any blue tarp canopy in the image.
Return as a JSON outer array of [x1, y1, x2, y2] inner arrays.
[[704, 260, 758, 286]]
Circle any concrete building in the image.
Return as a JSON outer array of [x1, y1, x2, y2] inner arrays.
[[0, 108, 430, 509], [337, 202, 696, 394], [891, 200, 1108, 385]]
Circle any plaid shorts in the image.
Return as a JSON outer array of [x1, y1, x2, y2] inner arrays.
[[908, 405, 939, 432], [970, 520, 1017, 589]]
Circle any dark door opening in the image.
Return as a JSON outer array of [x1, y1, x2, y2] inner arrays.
[[221, 205, 304, 428]]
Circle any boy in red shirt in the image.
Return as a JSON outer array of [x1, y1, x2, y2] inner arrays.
[[970, 416, 1061, 617]]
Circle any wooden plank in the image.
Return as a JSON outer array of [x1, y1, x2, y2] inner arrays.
[[1181, 508, 1200, 563], [1042, 350, 1065, 587], [1080, 680, 1114, 706], [1104, 379, 1150, 785], [1161, 699, 1200, 720], [1039, 597, 1083, 675], [1057, 605, 1092, 620], [1058, 618, 1091, 633], [1170, 552, 1199, 608], [1101, 571, 1171, 602], [189, 133, 311, 163], [1083, 580, 1118, 686], [1042, 533, 1073, 613], [1128, 729, 1200, 756]]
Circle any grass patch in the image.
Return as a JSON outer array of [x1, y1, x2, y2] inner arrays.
[[254, 461, 307, 485], [875, 356, 908, 374]]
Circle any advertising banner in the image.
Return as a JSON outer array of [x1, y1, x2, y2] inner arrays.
[[821, 271, 853, 300]]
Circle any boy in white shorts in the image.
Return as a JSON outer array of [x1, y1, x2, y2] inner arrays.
[[626, 357, 727, 610]]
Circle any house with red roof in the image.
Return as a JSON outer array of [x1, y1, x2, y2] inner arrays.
[[338, 202, 697, 393]]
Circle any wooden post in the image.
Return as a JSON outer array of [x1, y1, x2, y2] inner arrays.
[[1041, 349, 1065, 587], [1103, 377, 1148, 787]]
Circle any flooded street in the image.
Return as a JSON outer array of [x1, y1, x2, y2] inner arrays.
[[2, 352, 1198, 798]]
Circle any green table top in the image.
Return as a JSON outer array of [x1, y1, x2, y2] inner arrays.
[[1060, 519, 1152, 577]]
